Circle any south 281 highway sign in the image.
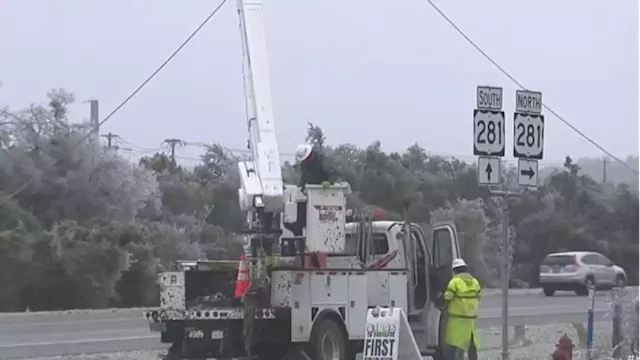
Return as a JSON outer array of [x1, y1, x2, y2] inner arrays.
[[473, 110, 505, 157], [513, 113, 544, 159]]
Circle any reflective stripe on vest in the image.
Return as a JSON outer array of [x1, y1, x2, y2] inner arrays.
[[447, 275, 480, 319], [448, 290, 480, 299], [448, 313, 478, 319]]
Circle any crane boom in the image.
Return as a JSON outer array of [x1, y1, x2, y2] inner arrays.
[[236, 0, 283, 214]]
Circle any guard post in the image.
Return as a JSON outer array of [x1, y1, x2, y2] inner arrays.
[[586, 285, 595, 360]]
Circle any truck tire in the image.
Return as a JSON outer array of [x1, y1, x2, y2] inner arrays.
[[310, 318, 347, 360], [165, 341, 183, 360]]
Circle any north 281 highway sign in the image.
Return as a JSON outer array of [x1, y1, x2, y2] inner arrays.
[[473, 110, 505, 157], [513, 113, 544, 159]]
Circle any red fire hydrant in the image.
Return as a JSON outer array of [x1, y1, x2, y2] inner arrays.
[[552, 333, 574, 360]]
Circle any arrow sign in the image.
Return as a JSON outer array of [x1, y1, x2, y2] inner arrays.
[[517, 159, 539, 188], [477, 156, 500, 185], [520, 167, 534, 179]]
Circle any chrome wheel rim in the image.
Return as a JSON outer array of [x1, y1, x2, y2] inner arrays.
[[320, 332, 341, 360]]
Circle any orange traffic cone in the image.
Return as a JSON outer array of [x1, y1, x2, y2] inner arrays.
[[234, 254, 250, 298]]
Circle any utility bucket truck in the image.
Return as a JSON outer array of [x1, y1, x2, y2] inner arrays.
[[144, 0, 462, 359]]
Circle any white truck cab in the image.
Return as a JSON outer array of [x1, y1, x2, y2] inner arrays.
[[343, 220, 461, 353]]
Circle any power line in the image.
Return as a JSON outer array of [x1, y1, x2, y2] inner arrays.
[[6, 0, 229, 199], [116, 137, 164, 152], [118, 136, 572, 169], [422, 0, 638, 175], [76, 0, 229, 146]]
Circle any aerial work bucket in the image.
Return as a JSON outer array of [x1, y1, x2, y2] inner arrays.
[[234, 254, 250, 298]]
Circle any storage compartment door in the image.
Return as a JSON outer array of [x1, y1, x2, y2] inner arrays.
[[347, 272, 368, 339]]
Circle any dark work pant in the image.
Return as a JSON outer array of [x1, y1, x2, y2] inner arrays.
[[446, 334, 477, 360]]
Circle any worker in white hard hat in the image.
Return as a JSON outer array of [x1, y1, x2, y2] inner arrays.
[[442, 258, 481, 360], [294, 144, 330, 189]]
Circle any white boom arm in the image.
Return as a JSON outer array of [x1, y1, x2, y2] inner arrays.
[[236, 0, 284, 214]]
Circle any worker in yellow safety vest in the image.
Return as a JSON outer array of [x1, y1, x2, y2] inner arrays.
[[443, 258, 481, 360]]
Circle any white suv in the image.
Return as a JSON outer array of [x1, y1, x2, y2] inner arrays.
[[539, 251, 627, 297]]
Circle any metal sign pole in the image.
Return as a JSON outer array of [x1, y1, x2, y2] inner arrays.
[[489, 189, 520, 360], [500, 193, 509, 360]]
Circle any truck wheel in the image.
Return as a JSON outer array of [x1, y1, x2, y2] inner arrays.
[[164, 341, 182, 360], [310, 318, 347, 360]]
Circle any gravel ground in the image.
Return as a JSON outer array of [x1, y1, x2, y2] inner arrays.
[[20, 321, 622, 360], [478, 321, 616, 359]]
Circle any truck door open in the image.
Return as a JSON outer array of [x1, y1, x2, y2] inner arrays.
[[403, 224, 430, 354], [426, 222, 461, 351], [431, 223, 460, 293], [411, 225, 428, 311]]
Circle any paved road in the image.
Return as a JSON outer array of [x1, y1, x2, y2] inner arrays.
[[0, 289, 629, 359]]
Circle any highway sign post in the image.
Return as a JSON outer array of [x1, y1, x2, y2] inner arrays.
[[474, 85, 512, 360], [489, 188, 519, 360], [473, 86, 552, 360], [482, 88, 546, 360]]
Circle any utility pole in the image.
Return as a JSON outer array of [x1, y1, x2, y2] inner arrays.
[[163, 138, 184, 161], [88, 99, 99, 143], [602, 157, 608, 184], [101, 132, 119, 148]]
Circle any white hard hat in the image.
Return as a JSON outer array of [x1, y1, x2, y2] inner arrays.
[[452, 258, 467, 270], [294, 144, 313, 162]]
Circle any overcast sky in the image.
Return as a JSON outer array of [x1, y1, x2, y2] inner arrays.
[[1, 0, 637, 166]]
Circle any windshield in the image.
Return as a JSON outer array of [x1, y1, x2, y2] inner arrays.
[[542, 255, 575, 266], [344, 232, 389, 255]]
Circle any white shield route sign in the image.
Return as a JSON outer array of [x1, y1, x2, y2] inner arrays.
[[517, 158, 539, 188], [513, 113, 544, 159], [474, 110, 505, 157], [477, 156, 501, 185]]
